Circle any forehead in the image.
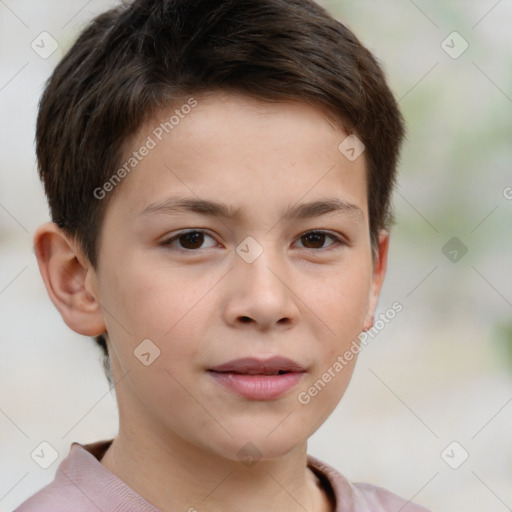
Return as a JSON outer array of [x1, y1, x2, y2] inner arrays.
[[106, 92, 368, 223]]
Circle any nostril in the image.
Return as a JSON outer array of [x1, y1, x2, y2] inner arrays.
[[240, 316, 252, 323]]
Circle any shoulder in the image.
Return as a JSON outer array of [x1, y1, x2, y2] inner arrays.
[[14, 440, 159, 512], [13, 477, 99, 512], [14, 441, 107, 512], [353, 481, 432, 512], [307, 455, 432, 512]]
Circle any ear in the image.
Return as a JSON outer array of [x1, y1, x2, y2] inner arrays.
[[362, 231, 389, 331], [33, 222, 106, 337]]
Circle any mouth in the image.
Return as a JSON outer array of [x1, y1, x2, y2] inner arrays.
[[208, 356, 306, 375], [208, 357, 306, 400]]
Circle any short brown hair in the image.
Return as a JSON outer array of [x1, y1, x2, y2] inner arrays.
[[36, 0, 405, 372]]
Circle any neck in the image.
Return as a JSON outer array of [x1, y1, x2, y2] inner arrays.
[[100, 421, 332, 512]]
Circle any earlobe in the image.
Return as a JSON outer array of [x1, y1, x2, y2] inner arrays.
[[362, 231, 389, 331], [33, 222, 106, 337]]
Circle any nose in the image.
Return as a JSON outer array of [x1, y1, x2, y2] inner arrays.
[[222, 245, 299, 331]]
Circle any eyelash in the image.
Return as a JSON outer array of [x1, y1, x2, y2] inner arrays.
[[160, 229, 347, 253]]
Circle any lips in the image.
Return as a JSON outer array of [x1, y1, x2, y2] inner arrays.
[[208, 357, 306, 400], [208, 356, 305, 375]]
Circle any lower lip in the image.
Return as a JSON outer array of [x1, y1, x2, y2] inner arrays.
[[208, 371, 304, 400]]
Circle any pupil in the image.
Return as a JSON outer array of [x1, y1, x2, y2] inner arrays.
[[304, 232, 324, 248], [181, 232, 203, 249]]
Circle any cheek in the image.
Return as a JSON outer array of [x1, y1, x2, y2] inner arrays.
[[104, 255, 180, 326], [98, 257, 218, 362], [309, 259, 373, 341]]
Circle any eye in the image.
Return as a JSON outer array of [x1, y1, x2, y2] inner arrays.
[[160, 230, 218, 251], [295, 230, 345, 250]]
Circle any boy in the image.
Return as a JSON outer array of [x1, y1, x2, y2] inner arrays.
[[15, 0, 430, 510]]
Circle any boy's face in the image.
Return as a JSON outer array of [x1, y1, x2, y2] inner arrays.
[[86, 92, 388, 460]]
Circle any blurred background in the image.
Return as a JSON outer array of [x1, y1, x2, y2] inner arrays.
[[1, 1, 511, 511]]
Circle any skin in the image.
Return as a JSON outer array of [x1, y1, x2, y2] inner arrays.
[[34, 92, 388, 512]]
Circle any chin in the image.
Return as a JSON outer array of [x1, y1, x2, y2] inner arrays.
[[205, 425, 307, 464]]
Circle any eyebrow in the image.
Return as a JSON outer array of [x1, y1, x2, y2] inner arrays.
[[140, 197, 364, 222]]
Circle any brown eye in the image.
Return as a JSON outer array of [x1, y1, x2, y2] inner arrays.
[[178, 231, 204, 249], [296, 231, 344, 250], [301, 232, 326, 248], [161, 230, 217, 251]]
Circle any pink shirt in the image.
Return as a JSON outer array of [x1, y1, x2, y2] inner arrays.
[[14, 439, 430, 512]]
